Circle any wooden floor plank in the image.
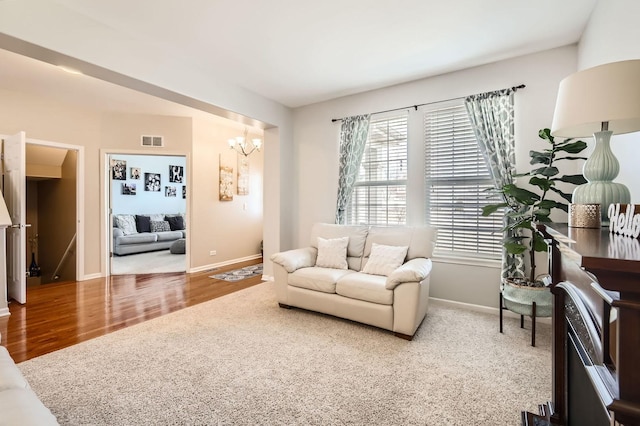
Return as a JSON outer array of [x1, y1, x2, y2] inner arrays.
[[0, 259, 263, 363]]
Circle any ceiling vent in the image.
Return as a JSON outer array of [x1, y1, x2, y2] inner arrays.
[[141, 135, 163, 147]]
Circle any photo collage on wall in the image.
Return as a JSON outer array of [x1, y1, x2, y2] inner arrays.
[[111, 159, 185, 197]]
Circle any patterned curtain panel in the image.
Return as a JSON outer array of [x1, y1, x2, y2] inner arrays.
[[335, 114, 371, 224], [464, 89, 524, 281]]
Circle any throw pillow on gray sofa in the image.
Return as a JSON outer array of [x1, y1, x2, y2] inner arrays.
[[115, 214, 137, 235], [136, 215, 151, 233], [165, 215, 185, 231], [150, 220, 171, 232]]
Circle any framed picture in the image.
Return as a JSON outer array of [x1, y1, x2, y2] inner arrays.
[[219, 165, 233, 201], [111, 159, 126, 180], [165, 186, 177, 197], [169, 165, 184, 183], [121, 183, 136, 195], [237, 156, 249, 195], [130, 167, 141, 180], [144, 173, 161, 192]]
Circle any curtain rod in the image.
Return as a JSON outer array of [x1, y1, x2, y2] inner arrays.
[[330, 84, 525, 123]]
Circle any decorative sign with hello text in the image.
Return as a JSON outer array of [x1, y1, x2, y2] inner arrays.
[[608, 204, 640, 239]]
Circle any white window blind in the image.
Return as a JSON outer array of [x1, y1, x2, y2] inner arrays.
[[424, 103, 503, 258], [346, 114, 407, 226]]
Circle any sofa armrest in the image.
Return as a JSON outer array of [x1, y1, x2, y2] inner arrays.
[[113, 228, 124, 238], [385, 258, 432, 290], [270, 247, 317, 273]]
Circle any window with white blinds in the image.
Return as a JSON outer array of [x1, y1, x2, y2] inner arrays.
[[346, 113, 408, 226], [424, 103, 503, 258]]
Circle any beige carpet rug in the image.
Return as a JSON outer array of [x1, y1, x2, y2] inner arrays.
[[111, 250, 186, 275], [18, 282, 551, 425]]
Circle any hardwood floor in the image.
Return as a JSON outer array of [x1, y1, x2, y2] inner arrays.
[[0, 259, 263, 363]]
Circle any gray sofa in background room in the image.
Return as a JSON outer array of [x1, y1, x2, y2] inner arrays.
[[113, 213, 186, 255]]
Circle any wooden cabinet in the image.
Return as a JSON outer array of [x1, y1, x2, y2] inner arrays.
[[524, 225, 640, 426]]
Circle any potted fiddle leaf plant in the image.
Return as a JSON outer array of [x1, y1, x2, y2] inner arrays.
[[482, 128, 587, 319]]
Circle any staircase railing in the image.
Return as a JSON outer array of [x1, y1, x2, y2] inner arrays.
[[52, 233, 76, 281]]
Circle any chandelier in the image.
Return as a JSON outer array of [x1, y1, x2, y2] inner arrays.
[[228, 128, 262, 157]]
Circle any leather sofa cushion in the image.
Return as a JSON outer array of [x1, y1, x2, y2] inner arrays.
[[115, 233, 158, 245], [336, 272, 393, 305], [310, 223, 369, 271], [0, 347, 29, 391], [289, 267, 354, 294], [0, 388, 58, 425]]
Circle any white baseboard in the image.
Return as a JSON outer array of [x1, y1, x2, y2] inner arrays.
[[189, 254, 263, 274], [0, 307, 10, 317], [261, 275, 274, 282], [80, 273, 104, 281], [429, 297, 551, 324]]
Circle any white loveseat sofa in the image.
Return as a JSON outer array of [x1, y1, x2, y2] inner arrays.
[[271, 223, 435, 340], [0, 342, 58, 425]]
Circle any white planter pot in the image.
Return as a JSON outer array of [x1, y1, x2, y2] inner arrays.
[[502, 279, 552, 318]]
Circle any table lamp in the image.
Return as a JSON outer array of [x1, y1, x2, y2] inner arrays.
[[551, 59, 640, 224]]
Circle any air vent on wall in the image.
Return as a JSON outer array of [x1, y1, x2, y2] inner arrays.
[[141, 135, 163, 147]]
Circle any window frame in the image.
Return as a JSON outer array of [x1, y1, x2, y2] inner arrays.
[[346, 112, 408, 226]]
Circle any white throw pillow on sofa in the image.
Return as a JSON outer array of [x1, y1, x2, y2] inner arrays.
[[315, 237, 349, 269], [362, 243, 408, 276], [115, 214, 138, 236]]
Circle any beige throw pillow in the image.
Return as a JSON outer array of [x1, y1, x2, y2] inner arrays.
[[362, 243, 408, 276], [315, 237, 349, 269]]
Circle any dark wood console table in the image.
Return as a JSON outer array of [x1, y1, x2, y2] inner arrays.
[[523, 224, 640, 426]]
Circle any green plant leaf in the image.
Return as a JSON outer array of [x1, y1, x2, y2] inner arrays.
[[529, 176, 552, 191], [556, 140, 588, 154], [550, 187, 573, 202], [538, 128, 553, 142], [529, 150, 551, 165], [532, 232, 548, 252], [555, 155, 588, 161], [481, 203, 507, 216], [537, 200, 558, 209], [503, 184, 540, 204], [554, 174, 588, 185], [512, 221, 534, 230], [535, 212, 551, 222], [531, 166, 560, 177], [504, 241, 528, 255]]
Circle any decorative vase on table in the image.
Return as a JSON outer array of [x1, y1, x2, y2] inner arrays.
[[29, 252, 41, 277]]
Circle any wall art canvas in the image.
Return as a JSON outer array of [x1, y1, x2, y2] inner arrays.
[[169, 165, 184, 183], [165, 186, 177, 197], [121, 183, 136, 195], [237, 156, 249, 195], [144, 173, 161, 192], [111, 159, 126, 180], [219, 165, 234, 201], [130, 167, 141, 180]]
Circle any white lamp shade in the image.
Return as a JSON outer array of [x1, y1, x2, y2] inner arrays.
[[551, 59, 640, 138]]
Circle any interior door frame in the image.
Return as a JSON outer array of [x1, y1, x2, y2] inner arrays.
[[101, 148, 190, 277], [26, 137, 86, 281]]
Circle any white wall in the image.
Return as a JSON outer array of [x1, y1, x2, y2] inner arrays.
[[578, 0, 640, 202], [111, 154, 186, 215], [292, 46, 578, 308]]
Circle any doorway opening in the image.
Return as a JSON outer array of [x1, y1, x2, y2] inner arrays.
[[106, 152, 188, 276], [26, 143, 80, 285]]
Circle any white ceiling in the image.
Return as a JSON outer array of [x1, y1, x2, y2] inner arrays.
[[0, 0, 598, 115]]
